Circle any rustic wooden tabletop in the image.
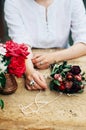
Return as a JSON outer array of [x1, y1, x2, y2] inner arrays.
[[0, 49, 86, 130]]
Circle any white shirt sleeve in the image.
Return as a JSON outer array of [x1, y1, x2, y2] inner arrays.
[[71, 0, 86, 45], [4, 0, 33, 47]]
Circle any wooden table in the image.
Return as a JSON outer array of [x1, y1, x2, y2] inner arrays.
[[0, 49, 86, 130]]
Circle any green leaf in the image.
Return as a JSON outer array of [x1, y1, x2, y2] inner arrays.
[[50, 64, 59, 77], [0, 99, 4, 109], [51, 69, 58, 77], [74, 81, 82, 86], [5, 59, 10, 66], [53, 65, 59, 72], [59, 65, 63, 72], [78, 82, 82, 86], [49, 80, 55, 90], [62, 61, 71, 69], [64, 65, 71, 69], [54, 80, 60, 86], [78, 89, 84, 93], [82, 77, 85, 80], [81, 72, 85, 76], [0, 73, 6, 88], [63, 68, 71, 73], [62, 61, 67, 68], [61, 72, 66, 78]]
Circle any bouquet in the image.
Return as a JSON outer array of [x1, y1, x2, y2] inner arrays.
[[49, 61, 86, 94], [0, 40, 29, 95]]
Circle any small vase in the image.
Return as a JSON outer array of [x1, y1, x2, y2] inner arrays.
[[0, 73, 18, 95]]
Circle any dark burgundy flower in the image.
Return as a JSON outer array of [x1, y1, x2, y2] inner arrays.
[[66, 72, 73, 80], [65, 81, 73, 89], [70, 83, 81, 93], [70, 66, 81, 75]]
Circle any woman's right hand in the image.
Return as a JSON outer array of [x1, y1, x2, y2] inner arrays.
[[25, 68, 48, 90], [25, 46, 47, 90]]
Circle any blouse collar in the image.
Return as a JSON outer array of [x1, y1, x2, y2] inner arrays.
[[32, 0, 56, 10]]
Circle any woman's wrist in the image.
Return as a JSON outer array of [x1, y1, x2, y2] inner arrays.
[[52, 51, 61, 63], [52, 49, 67, 63], [53, 43, 86, 63], [25, 59, 35, 75]]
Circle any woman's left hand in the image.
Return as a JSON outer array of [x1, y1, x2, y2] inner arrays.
[[32, 52, 55, 69]]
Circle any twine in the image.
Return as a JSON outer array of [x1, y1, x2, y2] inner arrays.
[[19, 90, 62, 116]]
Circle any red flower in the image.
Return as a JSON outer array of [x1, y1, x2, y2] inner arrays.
[[4, 40, 30, 78], [5, 40, 19, 57], [59, 83, 65, 91], [8, 56, 26, 77], [5, 40, 29, 58]]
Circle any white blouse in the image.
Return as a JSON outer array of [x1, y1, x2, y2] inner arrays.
[[4, 0, 86, 48]]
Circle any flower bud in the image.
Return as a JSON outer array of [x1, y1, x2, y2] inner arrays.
[[74, 74, 82, 81], [54, 74, 62, 82], [66, 72, 73, 80], [59, 83, 65, 91], [65, 81, 73, 89]]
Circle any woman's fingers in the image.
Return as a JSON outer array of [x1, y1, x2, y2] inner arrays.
[[25, 71, 47, 90], [25, 78, 42, 90], [34, 59, 49, 69], [32, 54, 42, 63], [33, 72, 48, 89], [32, 58, 49, 69], [25, 81, 42, 90], [32, 53, 51, 69]]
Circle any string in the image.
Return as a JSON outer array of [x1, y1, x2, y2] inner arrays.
[[19, 90, 62, 116]]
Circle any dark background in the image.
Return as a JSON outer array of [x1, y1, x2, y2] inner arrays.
[[0, 0, 86, 43]]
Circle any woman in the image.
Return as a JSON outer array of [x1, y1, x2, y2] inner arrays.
[[4, 0, 86, 91]]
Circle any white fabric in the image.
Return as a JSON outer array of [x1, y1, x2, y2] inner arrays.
[[4, 0, 86, 48]]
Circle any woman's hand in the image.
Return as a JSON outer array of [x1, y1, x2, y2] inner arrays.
[[32, 43, 86, 70], [25, 68, 48, 90], [25, 46, 48, 91], [32, 52, 55, 69]]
